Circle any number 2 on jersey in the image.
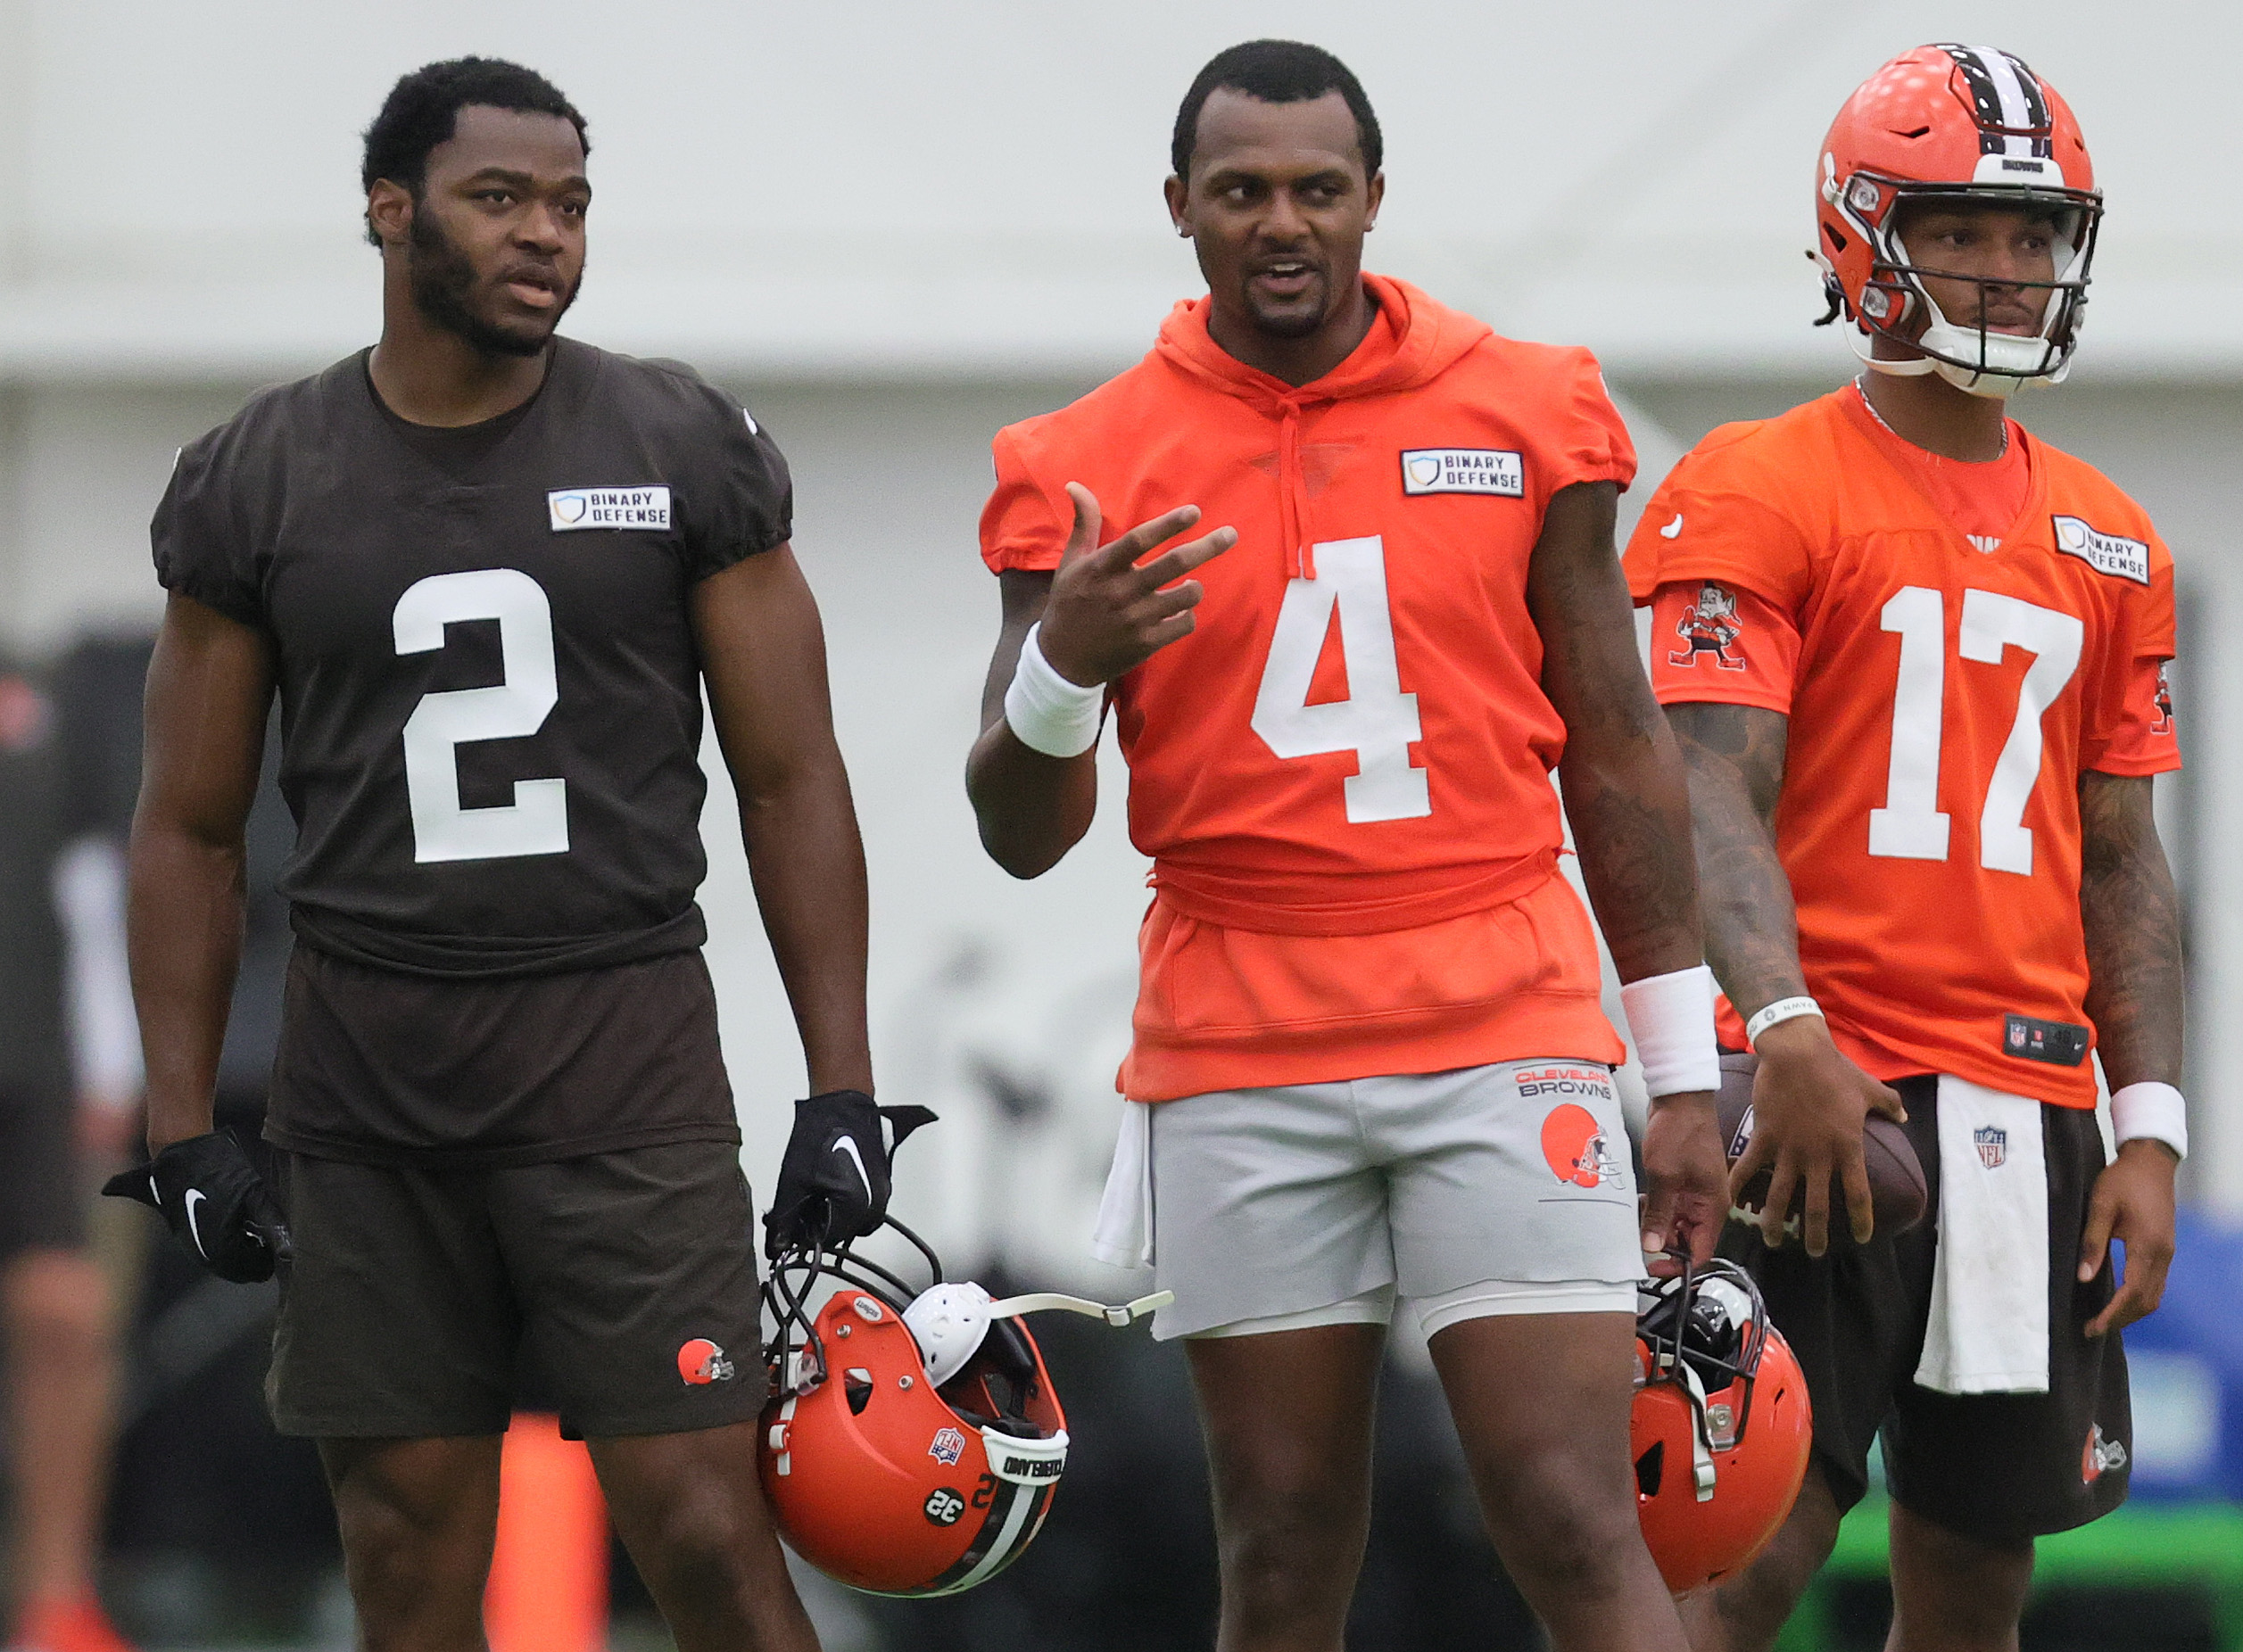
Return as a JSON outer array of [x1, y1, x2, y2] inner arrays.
[[393, 568, 569, 864], [1251, 535, 1431, 823], [1869, 585, 2082, 876]]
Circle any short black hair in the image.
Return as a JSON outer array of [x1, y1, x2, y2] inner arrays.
[[360, 57, 588, 244], [1171, 40, 1381, 182]]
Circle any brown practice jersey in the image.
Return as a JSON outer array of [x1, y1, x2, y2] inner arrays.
[[1625, 386, 2178, 1108], [153, 340, 790, 980], [153, 341, 789, 1163]]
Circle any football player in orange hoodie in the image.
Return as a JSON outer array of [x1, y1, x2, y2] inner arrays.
[[968, 40, 1727, 1652]]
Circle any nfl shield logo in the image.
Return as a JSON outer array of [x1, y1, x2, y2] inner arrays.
[[2007, 1021, 2028, 1051], [929, 1426, 966, 1466], [1974, 1126, 2007, 1170]]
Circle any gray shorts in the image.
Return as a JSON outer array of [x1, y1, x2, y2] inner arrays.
[[1141, 1060, 1643, 1340]]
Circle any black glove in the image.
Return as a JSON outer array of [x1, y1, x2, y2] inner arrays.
[[103, 1131, 293, 1284], [764, 1091, 936, 1257]]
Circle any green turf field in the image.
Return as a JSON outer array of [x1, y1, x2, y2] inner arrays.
[[1776, 1497, 2243, 1650]]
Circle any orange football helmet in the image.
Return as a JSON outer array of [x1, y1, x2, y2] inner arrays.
[[758, 1218, 1165, 1597], [1632, 1259, 1812, 1593], [1814, 44, 2100, 396]]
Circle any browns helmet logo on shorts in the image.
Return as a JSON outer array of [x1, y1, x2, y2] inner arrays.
[[677, 1337, 735, 1385], [2081, 1423, 2128, 1484], [1541, 1103, 1622, 1189]]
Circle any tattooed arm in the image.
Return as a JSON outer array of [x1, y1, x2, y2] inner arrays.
[[1527, 483, 1725, 1264], [1665, 698, 1902, 1255], [2076, 770, 2182, 1334], [1662, 703, 1801, 1012], [1528, 484, 1704, 980], [2079, 772, 2184, 1089]]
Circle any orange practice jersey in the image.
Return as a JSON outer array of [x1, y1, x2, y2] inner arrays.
[[1626, 386, 2179, 1107], [982, 275, 1635, 1100]]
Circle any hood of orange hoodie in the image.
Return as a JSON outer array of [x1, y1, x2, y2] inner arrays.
[[1151, 272, 1492, 415], [1150, 273, 1493, 576]]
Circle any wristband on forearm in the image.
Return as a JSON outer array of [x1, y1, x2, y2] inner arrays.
[[1003, 624, 1104, 758], [2110, 1081, 2187, 1161], [1744, 995, 1823, 1049], [1621, 964, 1721, 1099]]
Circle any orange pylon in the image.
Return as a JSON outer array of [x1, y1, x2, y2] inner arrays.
[[485, 1412, 608, 1652]]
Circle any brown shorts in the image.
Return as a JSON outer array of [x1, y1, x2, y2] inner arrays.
[[267, 1140, 766, 1440], [1726, 1077, 2130, 1541]]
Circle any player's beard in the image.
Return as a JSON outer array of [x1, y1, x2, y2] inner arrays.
[[1248, 302, 1326, 340], [1243, 273, 1331, 341], [408, 207, 579, 359]]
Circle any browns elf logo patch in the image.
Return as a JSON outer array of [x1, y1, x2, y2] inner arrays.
[[1668, 583, 1747, 671], [2152, 662, 2175, 736]]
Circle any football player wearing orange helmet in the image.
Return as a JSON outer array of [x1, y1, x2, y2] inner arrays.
[[969, 38, 1728, 1652], [1624, 45, 2186, 1652]]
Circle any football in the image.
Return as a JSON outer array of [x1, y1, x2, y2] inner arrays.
[[1715, 1053, 1928, 1243]]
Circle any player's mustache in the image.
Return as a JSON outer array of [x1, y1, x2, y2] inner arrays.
[[495, 260, 566, 294]]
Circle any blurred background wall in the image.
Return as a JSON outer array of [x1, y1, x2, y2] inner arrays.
[[3, 3, 2240, 1645]]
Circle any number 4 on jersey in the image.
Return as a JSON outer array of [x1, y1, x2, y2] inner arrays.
[[1251, 535, 1431, 823]]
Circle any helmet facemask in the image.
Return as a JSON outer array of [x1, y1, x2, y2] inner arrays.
[[1836, 177, 2102, 397], [1635, 1258, 1773, 1496]]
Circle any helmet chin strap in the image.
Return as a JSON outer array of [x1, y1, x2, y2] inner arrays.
[[1849, 285, 2056, 399], [1850, 330, 1942, 378], [1852, 329, 2036, 399], [985, 1290, 1173, 1327], [1678, 1360, 1719, 1503], [904, 1281, 1174, 1386]]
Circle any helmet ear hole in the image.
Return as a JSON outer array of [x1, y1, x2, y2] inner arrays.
[[982, 1317, 1039, 1386], [1635, 1441, 1665, 1499], [843, 1368, 874, 1415]]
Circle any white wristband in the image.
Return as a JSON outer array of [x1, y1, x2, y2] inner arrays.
[[1003, 624, 1105, 759], [2111, 1081, 2187, 1161], [1621, 964, 1721, 1099], [1744, 995, 1824, 1050]]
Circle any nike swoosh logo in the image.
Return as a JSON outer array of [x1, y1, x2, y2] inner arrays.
[[831, 1136, 873, 1203], [1659, 513, 1684, 540], [183, 1189, 211, 1260]]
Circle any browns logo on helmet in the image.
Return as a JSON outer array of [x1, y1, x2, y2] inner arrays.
[[1632, 1259, 1813, 1592], [1813, 44, 2100, 397]]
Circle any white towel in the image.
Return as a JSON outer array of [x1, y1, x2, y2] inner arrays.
[[1090, 1100, 1155, 1268], [1914, 1076, 2050, 1395]]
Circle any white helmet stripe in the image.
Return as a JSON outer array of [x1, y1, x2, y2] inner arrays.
[[926, 1481, 1052, 1596], [1969, 46, 2032, 152], [1942, 45, 2055, 161]]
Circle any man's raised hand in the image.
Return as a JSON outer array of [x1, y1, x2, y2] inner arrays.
[[1036, 483, 1237, 687]]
